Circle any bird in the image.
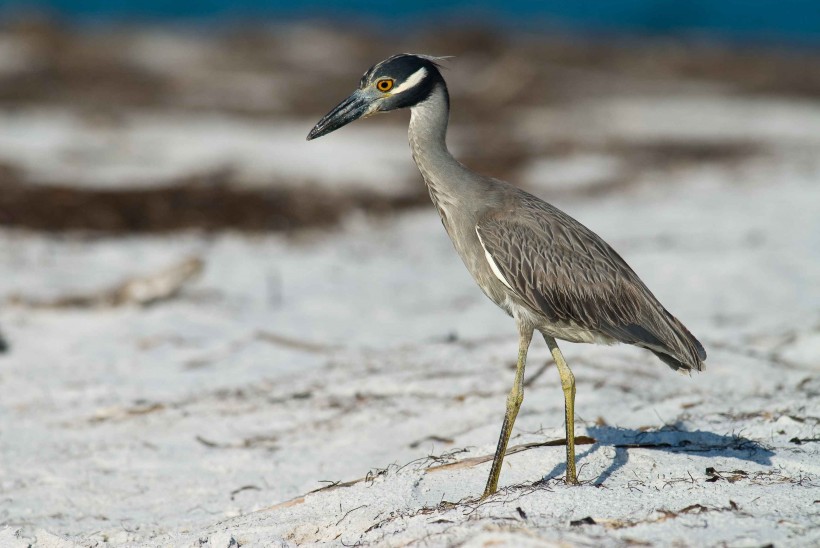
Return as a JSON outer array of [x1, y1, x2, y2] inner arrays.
[[307, 53, 706, 499]]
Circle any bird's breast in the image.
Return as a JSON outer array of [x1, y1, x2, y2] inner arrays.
[[444, 219, 515, 313]]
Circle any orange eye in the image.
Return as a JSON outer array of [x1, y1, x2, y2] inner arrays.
[[376, 79, 394, 92]]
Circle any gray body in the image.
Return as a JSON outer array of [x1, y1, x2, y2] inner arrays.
[[409, 83, 704, 371], [308, 53, 705, 496]]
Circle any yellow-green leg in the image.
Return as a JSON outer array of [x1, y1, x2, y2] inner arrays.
[[544, 335, 579, 485], [481, 325, 534, 499]]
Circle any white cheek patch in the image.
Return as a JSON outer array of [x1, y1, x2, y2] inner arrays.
[[476, 227, 514, 290], [392, 67, 428, 94]]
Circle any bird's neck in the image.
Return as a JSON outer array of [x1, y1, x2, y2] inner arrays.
[[408, 83, 450, 156], [408, 84, 472, 223]]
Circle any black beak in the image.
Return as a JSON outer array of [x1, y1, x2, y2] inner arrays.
[[307, 90, 373, 141]]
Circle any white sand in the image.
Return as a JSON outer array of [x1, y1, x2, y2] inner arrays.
[[0, 75, 818, 546], [1, 157, 818, 545]]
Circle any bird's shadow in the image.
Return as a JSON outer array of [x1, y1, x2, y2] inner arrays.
[[543, 422, 774, 485]]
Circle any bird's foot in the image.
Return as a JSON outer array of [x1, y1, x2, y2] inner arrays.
[[565, 474, 580, 486], [479, 487, 495, 501]]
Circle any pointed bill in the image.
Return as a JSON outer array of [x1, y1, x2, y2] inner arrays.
[[307, 90, 374, 140]]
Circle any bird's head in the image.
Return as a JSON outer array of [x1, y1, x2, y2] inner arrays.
[[307, 53, 447, 141]]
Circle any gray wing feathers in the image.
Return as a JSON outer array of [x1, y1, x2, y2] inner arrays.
[[477, 196, 706, 372]]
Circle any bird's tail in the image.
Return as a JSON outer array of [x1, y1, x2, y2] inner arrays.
[[651, 311, 707, 373]]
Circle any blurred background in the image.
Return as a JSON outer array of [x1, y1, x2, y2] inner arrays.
[[1, 1, 819, 544], [0, 1, 818, 233]]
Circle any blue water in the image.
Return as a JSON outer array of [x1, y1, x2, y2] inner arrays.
[[3, 0, 820, 45]]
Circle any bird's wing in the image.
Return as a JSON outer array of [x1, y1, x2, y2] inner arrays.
[[476, 210, 645, 335], [475, 200, 705, 371]]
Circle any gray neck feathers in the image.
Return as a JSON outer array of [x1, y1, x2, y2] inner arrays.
[[408, 84, 474, 224]]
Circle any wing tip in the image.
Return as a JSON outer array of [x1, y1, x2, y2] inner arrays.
[[651, 349, 706, 374], [624, 321, 706, 373]]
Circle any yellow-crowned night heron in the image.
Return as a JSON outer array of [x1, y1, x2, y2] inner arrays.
[[307, 54, 706, 499]]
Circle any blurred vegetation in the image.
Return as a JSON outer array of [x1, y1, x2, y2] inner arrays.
[[0, 19, 817, 233]]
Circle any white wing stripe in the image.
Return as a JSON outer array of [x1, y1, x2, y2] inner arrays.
[[392, 67, 428, 94], [475, 227, 513, 290]]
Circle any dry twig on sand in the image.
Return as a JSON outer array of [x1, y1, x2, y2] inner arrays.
[[8, 257, 204, 309]]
